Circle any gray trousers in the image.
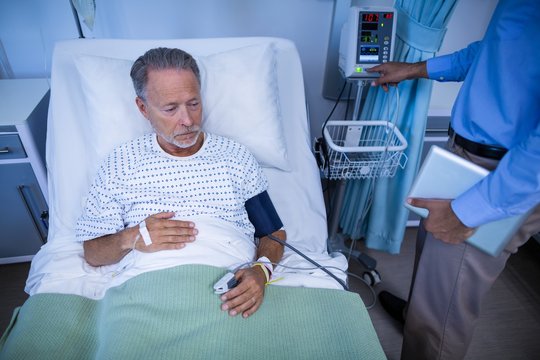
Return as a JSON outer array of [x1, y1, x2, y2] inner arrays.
[[401, 139, 540, 360]]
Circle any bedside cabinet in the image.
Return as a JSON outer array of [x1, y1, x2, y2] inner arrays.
[[0, 79, 50, 264]]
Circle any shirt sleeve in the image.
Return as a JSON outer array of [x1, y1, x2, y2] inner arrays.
[[75, 159, 125, 242], [452, 120, 540, 227], [239, 146, 268, 201], [427, 41, 482, 82], [433, 1, 540, 227]]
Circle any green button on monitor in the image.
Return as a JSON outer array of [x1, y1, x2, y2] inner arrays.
[[355, 67, 363, 72]]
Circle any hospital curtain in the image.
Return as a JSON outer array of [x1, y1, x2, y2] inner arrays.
[[339, 0, 459, 254]]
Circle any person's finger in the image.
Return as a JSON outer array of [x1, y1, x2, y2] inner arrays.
[[160, 219, 196, 229], [138, 242, 186, 253], [224, 292, 260, 317], [369, 76, 385, 87], [407, 197, 430, 209], [147, 213, 196, 230], [366, 64, 383, 73], [154, 225, 198, 238], [241, 297, 261, 318], [145, 216, 197, 244], [223, 291, 261, 318], [150, 211, 176, 219], [149, 229, 196, 245], [164, 234, 196, 244]]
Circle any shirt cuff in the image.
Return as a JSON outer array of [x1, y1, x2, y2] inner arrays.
[[451, 186, 506, 228], [426, 56, 453, 81]]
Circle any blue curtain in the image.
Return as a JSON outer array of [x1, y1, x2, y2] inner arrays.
[[339, 0, 459, 254]]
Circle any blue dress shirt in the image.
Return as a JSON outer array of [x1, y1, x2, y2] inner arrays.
[[425, 0, 540, 227]]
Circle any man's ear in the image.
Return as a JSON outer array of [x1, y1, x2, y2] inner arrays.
[[135, 97, 148, 118]]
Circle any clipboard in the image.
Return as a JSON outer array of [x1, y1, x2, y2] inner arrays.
[[405, 146, 528, 257]]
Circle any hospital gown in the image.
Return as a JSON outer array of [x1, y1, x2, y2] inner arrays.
[[76, 132, 268, 241]]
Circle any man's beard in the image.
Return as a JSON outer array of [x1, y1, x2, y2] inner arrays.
[[155, 126, 202, 149]]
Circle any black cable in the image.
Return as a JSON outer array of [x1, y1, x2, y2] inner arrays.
[[266, 234, 349, 291], [321, 80, 348, 141], [317, 80, 349, 182], [69, 1, 85, 39], [343, 82, 353, 121]]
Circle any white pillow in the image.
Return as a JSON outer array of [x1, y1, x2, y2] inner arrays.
[[74, 55, 153, 174], [73, 43, 288, 171]]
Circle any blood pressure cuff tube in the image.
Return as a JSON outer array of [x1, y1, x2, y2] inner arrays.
[[245, 190, 283, 238]]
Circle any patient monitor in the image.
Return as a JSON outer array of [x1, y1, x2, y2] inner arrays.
[[339, 5, 397, 79]]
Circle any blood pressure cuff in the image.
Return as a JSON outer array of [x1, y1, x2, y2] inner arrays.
[[245, 190, 283, 238]]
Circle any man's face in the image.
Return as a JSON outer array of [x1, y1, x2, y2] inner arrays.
[[136, 68, 203, 156]]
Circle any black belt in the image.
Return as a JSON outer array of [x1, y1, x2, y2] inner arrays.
[[448, 126, 507, 160]]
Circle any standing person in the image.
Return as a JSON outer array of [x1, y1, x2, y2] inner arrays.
[[368, 0, 540, 358]]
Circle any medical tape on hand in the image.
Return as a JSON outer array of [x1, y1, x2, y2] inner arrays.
[[138, 220, 152, 246]]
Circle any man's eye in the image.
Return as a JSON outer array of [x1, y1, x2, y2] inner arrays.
[[188, 102, 200, 110], [164, 107, 176, 113]]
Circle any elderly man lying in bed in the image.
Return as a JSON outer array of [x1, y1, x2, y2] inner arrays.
[[75, 47, 286, 319]]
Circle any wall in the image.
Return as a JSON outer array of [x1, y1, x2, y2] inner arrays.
[[429, 0, 496, 115], [0, 0, 497, 138]]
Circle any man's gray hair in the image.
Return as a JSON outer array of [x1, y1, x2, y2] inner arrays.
[[130, 47, 201, 101]]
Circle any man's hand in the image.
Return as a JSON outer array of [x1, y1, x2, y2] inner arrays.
[[408, 198, 476, 244], [83, 212, 198, 267], [218, 229, 285, 318], [367, 61, 428, 91], [219, 266, 266, 318], [136, 212, 197, 252]]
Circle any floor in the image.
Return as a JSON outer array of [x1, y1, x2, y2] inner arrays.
[[347, 228, 540, 360], [1, 230, 540, 359], [0, 261, 30, 332]]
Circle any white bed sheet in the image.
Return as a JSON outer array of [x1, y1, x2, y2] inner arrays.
[[26, 37, 348, 299]]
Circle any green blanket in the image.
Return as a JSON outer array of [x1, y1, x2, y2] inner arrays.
[[0, 265, 385, 359]]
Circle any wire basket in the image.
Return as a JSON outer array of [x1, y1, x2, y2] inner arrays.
[[321, 120, 408, 180]]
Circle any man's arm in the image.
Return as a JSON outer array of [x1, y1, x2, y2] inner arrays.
[[367, 41, 482, 91], [256, 229, 285, 267], [83, 212, 198, 266], [83, 226, 139, 267], [452, 124, 540, 228], [368, 61, 428, 90]]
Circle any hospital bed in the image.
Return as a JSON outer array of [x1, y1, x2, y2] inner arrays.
[[0, 37, 385, 359]]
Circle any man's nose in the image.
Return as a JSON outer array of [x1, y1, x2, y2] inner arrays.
[[176, 106, 193, 127]]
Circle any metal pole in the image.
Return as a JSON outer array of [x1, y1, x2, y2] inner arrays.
[[328, 179, 348, 245], [327, 80, 366, 248], [352, 80, 365, 120]]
